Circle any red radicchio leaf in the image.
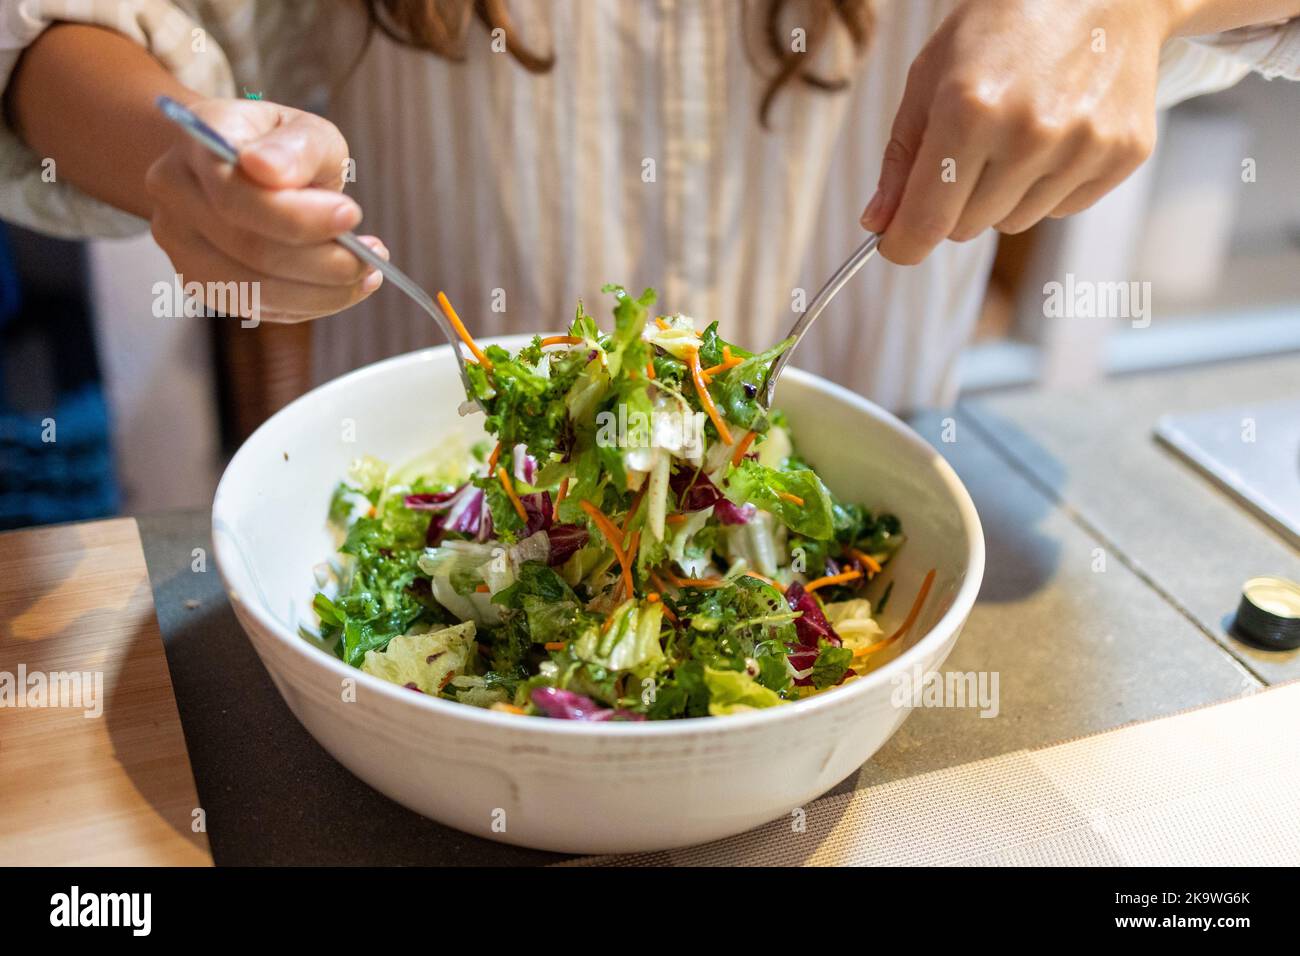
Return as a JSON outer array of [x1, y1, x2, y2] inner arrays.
[[406, 451, 582, 558], [714, 500, 757, 525], [546, 523, 589, 566], [785, 647, 820, 673], [408, 477, 586, 563], [403, 491, 458, 511], [669, 468, 754, 525], [520, 491, 552, 536], [530, 687, 646, 721], [784, 581, 847, 687], [404, 481, 491, 544], [512, 446, 537, 485], [785, 581, 842, 648]]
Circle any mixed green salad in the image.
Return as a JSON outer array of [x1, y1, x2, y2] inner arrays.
[[311, 286, 930, 720]]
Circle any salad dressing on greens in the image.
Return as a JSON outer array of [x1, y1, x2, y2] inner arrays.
[[313, 286, 921, 720]]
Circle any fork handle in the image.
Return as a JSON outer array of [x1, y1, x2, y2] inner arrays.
[[763, 232, 881, 408]]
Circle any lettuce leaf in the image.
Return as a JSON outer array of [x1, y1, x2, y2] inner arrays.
[[703, 666, 786, 715], [444, 675, 509, 708], [318, 479, 455, 665], [360, 621, 477, 694], [809, 643, 854, 689], [572, 600, 665, 673], [569, 299, 601, 341], [467, 343, 587, 459], [600, 284, 656, 378], [724, 459, 835, 540], [492, 560, 575, 608], [712, 339, 791, 435], [492, 561, 598, 646]]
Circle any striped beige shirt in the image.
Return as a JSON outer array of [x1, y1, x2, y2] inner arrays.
[[2, 0, 1297, 409]]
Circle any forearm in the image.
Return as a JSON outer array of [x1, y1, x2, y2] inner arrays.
[[1164, 0, 1300, 36], [4, 23, 198, 219]]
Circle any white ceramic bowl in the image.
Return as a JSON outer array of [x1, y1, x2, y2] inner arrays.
[[212, 337, 984, 854]]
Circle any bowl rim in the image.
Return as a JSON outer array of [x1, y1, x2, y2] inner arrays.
[[213, 339, 985, 738]]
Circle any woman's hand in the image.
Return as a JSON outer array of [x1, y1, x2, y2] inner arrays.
[[861, 0, 1170, 265], [145, 98, 387, 323]]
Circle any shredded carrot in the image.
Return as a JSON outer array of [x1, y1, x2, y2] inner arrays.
[[654, 592, 680, 622], [855, 639, 887, 659], [743, 570, 784, 592], [475, 583, 490, 593], [649, 570, 671, 593], [666, 567, 725, 589], [804, 568, 862, 592], [655, 317, 671, 330], [626, 529, 641, 567], [580, 500, 634, 599], [552, 477, 569, 523], [601, 610, 619, 634], [660, 604, 679, 625], [490, 702, 526, 715], [701, 356, 744, 378], [777, 491, 804, 506], [848, 547, 883, 575], [539, 335, 583, 346], [646, 357, 656, 380], [853, 569, 936, 659], [665, 513, 687, 526], [367, 505, 377, 519], [543, 641, 568, 651], [496, 466, 528, 523], [686, 347, 734, 446], [701, 347, 744, 381], [487, 441, 502, 471], [886, 568, 936, 643], [731, 430, 757, 467], [436, 291, 492, 370]]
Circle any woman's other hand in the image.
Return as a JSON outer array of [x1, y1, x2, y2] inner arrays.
[[145, 98, 387, 322], [861, 0, 1167, 264]]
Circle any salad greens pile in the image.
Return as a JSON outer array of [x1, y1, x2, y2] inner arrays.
[[312, 286, 909, 720]]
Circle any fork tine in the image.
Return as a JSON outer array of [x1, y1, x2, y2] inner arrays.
[[334, 235, 484, 413]]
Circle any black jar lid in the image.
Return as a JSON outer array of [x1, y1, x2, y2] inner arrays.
[[1234, 577, 1300, 651]]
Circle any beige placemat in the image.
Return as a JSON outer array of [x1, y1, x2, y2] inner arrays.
[[567, 682, 1300, 866]]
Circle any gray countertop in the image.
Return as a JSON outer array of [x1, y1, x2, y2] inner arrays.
[[137, 354, 1298, 865]]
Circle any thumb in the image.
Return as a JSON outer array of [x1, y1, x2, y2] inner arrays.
[[238, 109, 351, 191], [861, 81, 927, 233]]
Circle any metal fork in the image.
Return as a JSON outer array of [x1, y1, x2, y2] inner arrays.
[[762, 232, 881, 409], [155, 95, 485, 412]]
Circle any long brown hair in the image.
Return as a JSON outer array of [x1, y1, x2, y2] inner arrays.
[[358, 0, 873, 127]]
